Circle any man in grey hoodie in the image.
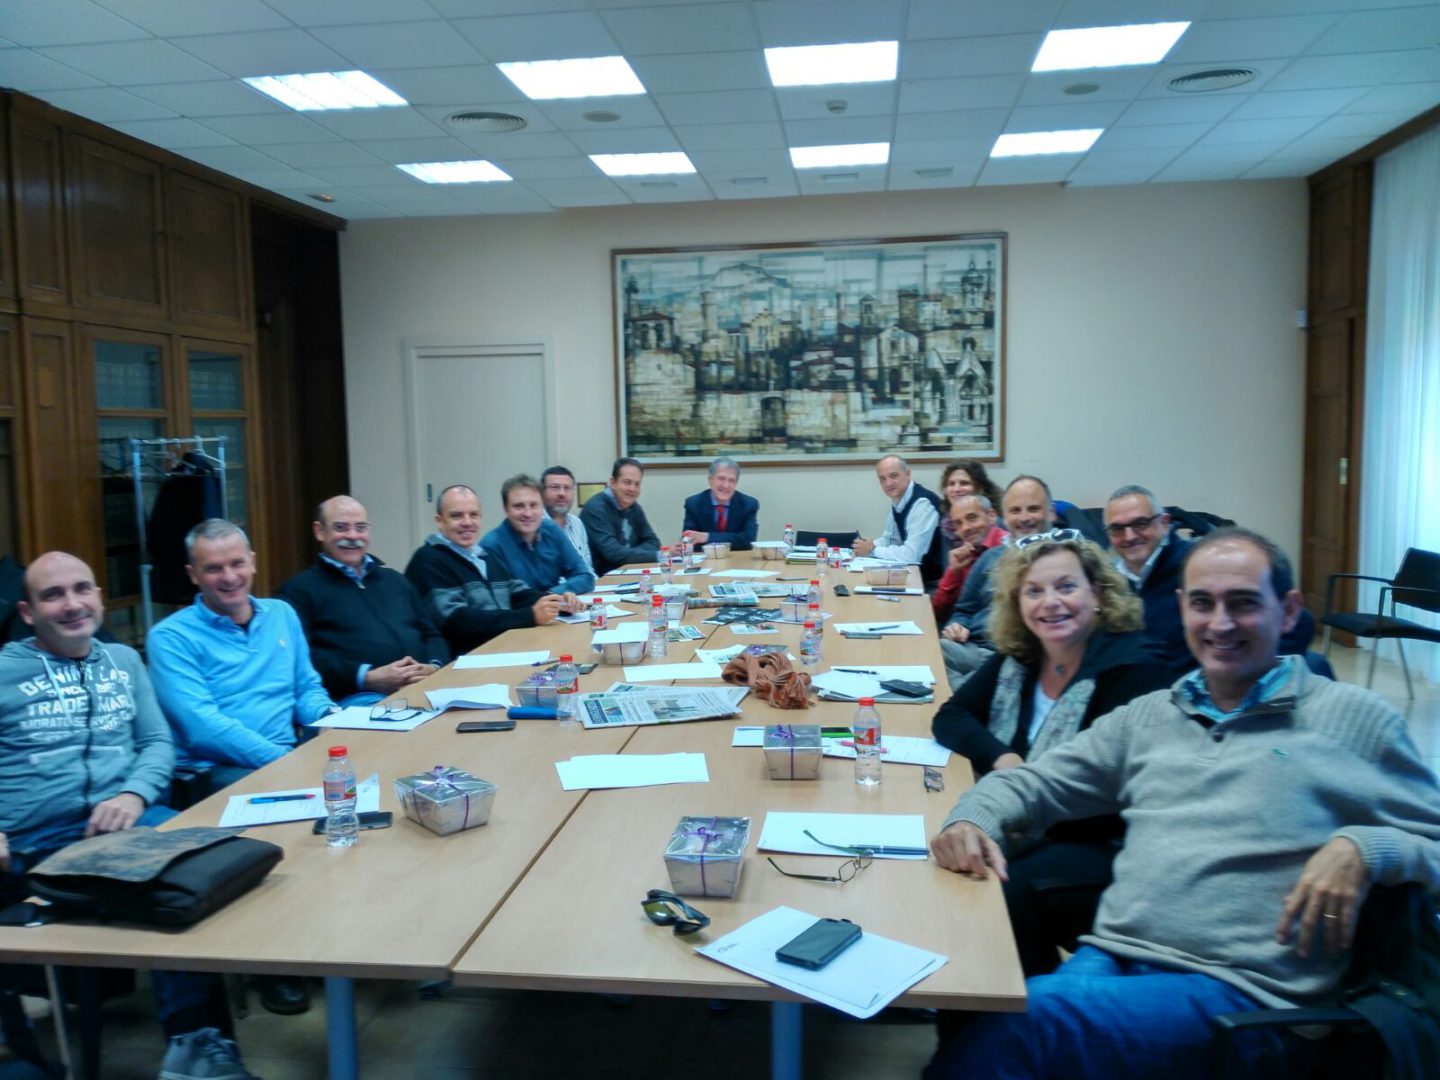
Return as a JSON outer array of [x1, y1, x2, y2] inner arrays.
[[0, 552, 256, 1079]]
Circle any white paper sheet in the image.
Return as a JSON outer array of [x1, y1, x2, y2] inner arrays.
[[558, 604, 635, 624], [454, 650, 552, 669], [710, 568, 778, 578], [592, 622, 650, 644], [308, 704, 432, 732], [828, 665, 936, 683], [695, 645, 745, 665], [695, 906, 946, 1020], [621, 660, 724, 681], [731, 725, 767, 747], [218, 774, 381, 827], [425, 684, 512, 711], [822, 735, 951, 768], [833, 621, 924, 636], [757, 811, 929, 860], [811, 666, 937, 701], [554, 752, 709, 790]]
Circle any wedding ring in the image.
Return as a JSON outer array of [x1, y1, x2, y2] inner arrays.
[[1322, 913, 1338, 920]]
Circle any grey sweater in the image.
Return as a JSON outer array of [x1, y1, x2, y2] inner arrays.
[[0, 640, 174, 847], [943, 661, 1440, 1009]]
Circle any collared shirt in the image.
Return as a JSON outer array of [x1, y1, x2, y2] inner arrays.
[[439, 535, 487, 577], [872, 480, 940, 565], [1114, 530, 1171, 588], [319, 551, 375, 583], [480, 519, 595, 596], [1180, 654, 1299, 724], [552, 511, 595, 575]]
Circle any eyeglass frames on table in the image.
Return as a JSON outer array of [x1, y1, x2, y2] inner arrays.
[[369, 699, 425, 722]]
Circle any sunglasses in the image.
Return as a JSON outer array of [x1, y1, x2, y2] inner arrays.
[[1104, 514, 1162, 538], [370, 699, 425, 723], [1014, 528, 1084, 550], [766, 852, 872, 884], [642, 889, 711, 935]]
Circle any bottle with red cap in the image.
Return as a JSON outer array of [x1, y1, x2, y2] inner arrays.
[[851, 700, 882, 787], [322, 746, 359, 847], [554, 654, 579, 727]]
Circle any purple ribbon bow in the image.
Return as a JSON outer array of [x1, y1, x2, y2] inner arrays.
[[415, 765, 473, 829], [772, 724, 797, 778], [683, 817, 720, 896]]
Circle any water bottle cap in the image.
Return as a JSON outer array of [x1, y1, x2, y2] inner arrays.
[[642, 569, 650, 574], [857, 698, 875, 707], [804, 621, 815, 629], [818, 538, 827, 544], [559, 654, 573, 662], [652, 594, 664, 605], [810, 579, 818, 584], [786, 523, 792, 527], [328, 745, 348, 757]]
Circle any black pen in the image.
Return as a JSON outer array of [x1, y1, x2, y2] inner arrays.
[[868, 624, 900, 631], [835, 667, 878, 674], [855, 844, 929, 857]]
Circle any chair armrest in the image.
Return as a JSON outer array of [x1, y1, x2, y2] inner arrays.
[[1324, 573, 1392, 616], [1211, 1006, 1367, 1033], [1379, 583, 1440, 618]]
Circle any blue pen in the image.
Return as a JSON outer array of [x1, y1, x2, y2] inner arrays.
[[248, 794, 316, 805]]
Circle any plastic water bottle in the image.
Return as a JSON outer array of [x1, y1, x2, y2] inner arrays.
[[852, 699, 882, 787], [648, 594, 669, 658], [680, 534, 694, 567], [783, 523, 796, 549], [815, 537, 829, 567], [806, 578, 823, 611], [800, 620, 822, 670], [554, 654, 579, 727], [322, 746, 359, 847], [639, 569, 653, 597], [808, 601, 823, 633], [659, 546, 672, 584], [590, 597, 608, 631]]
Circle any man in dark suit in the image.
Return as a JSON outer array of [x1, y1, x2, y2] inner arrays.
[[682, 456, 759, 551]]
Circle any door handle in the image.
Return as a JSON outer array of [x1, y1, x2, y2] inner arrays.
[[427, 483, 433, 503]]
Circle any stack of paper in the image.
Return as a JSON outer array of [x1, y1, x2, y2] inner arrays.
[[455, 650, 551, 669], [823, 736, 951, 768], [554, 753, 709, 790]]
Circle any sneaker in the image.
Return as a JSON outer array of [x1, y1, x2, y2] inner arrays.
[[158, 1027, 258, 1080]]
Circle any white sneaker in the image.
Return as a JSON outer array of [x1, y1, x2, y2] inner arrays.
[[158, 1027, 258, 1080]]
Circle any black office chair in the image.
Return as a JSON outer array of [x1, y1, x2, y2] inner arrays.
[[1209, 883, 1440, 1079], [795, 530, 859, 549], [1320, 548, 1440, 699]]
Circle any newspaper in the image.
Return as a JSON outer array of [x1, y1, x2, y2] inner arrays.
[[577, 687, 746, 728]]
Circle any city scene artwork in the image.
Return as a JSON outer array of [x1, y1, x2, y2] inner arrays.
[[614, 234, 1004, 465]]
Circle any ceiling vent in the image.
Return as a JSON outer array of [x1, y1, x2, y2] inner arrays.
[[444, 110, 528, 133], [1166, 68, 1257, 93], [582, 110, 622, 123]]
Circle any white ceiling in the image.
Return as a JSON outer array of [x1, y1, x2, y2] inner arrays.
[[1, 0, 1437, 220]]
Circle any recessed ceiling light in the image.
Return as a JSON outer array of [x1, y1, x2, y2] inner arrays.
[[445, 110, 527, 133], [497, 56, 645, 100], [764, 41, 899, 87], [243, 71, 406, 111], [589, 152, 695, 177], [397, 160, 512, 184], [789, 142, 890, 168], [991, 129, 1103, 157], [1031, 22, 1189, 72], [583, 110, 622, 123], [730, 176, 768, 186], [914, 167, 953, 178], [1166, 68, 1258, 93]]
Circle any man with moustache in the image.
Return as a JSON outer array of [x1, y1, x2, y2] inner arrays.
[[580, 457, 664, 577], [540, 465, 596, 577], [481, 475, 593, 599], [279, 495, 449, 705], [932, 494, 1007, 624]]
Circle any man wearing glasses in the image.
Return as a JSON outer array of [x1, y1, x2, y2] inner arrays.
[[540, 466, 595, 578], [279, 496, 449, 705]]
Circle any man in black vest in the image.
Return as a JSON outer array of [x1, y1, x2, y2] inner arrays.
[[852, 454, 945, 587]]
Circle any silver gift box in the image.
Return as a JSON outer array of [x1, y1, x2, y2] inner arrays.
[[663, 816, 750, 898], [394, 766, 497, 836], [764, 723, 823, 780], [516, 671, 558, 708]]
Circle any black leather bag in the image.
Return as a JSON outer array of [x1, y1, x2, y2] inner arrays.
[[24, 826, 283, 928]]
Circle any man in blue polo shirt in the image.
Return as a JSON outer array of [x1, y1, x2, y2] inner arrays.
[[481, 475, 593, 600]]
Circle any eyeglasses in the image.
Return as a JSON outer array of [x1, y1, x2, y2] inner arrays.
[[1014, 528, 1083, 550], [370, 699, 425, 723], [642, 889, 711, 934], [766, 853, 872, 883], [1104, 514, 1161, 538]]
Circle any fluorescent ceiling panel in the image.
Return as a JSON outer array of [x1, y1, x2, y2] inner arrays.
[[991, 129, 1103, 156], [497, 56, 645, 101], [1032, 23, 1190, 72], [243, 70, 406, 111], [397, 160, 512, 184], [589, 152, 696, 176], [789, 142, 890, 168], [764, 41, 899, 87]]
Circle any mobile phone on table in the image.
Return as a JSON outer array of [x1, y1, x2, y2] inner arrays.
[[880, 679, 930, 698], [576, 662, 598, 675], [775, 918, 862, 970], [312, 811, 392, 834], [833, 584, 850, 597], [455, 719, 516, 733]]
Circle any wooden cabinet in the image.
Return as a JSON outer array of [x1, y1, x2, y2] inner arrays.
[[10, 112, 69, 307], [67, 134, 167, 318], [20, 316, 95, 565], [0, 128, 13, 302], [168, 172, 251, 332]]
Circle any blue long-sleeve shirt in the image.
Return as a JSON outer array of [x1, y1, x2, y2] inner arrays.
[[480, 519, 595, 595], [147, 596, 335, 770]]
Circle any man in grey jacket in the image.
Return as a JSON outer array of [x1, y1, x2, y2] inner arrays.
[[0, 552, 255, 1078], [927, 528, 1440, 1079]]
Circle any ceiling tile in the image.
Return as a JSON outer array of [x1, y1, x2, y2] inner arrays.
[[537, 95, 668, 130], [1151, 161, 1248, 182], [305, 164, 417, 185], [368, 64, 521, 105], [307, 108, 446, 140], [311, 21, 486, 70], [37, 39, 226, 84], [107, 116, 236, 148], [254, 141, 384, 168], [351, 135, 477, 163], [264, 0, 443, 26], [1227, 86, 1370, 119], [0, 49, 103, 90], [1267, 51, 1420, 92], [1302, 110, 1420, 140], [1240, 159, 1315, 179], [675, 121, 787, 151], [895, 108, 1009, 141], [1116, 95, 1244, 126], [228, 167, 329, 188], [485, 155, 597, 180], [1200, 115, 1321, 143], [656, 89, 778, 127], [1016, 67, 1155, 105], [94, 0, 289, 36], [1065, 168, 1163, 186], [628, 50, 772, 94], [889, 136, 994, 163], [523, 176, 631, 207], [1268, 133, 1372, 159], [784, 114, 894, 145], [602, 4, 759, 56], [452, 131, 582, 157], [901, 34, 1042, 79], [1343, 82, 1440, 116], [712, 173, 800, 199], [451, 12, 620, 62], [1205, 0, 1356, 16], [1384, 50, 1440, 85], [329, 202, 399, 220], [976, 153, 1079, 185], [776, 83, 896, 120], [754, 0, 906, 47], [203, 112, 342, 144], [1080, 145, 1184, 169], [565, 126, 683, 153], [1006, 100, 1127, 131], [1055, 0, 1209, 27], [127, 79, 287, 116], [1165, 15, 1339, 63], [1094, 122, 1215, 148], [909, 0, 1061, 38], [170, 29, 350, 79], [431, 0, 585, 14], [689, 148, 794, 171], [0, 0, 150, 47], [614, 175, 716, 203], [899, 75, 1025, 114], [177, 145, 289, 173], [1306, 6, 1440, 55], [34, 85, 175, 122], [447, 186, 555, 214]]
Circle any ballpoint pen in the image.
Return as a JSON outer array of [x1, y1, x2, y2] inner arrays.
[[868, 624, 900, 631], [248, 794, 316, 804], [835, 668, 878, 674], [852, 844, 927, 857]]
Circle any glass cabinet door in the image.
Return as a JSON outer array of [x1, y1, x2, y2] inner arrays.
[[188, 346, 249, 529]]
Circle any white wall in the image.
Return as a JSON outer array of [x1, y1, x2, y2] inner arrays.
[[339, 180, 1308, 566]]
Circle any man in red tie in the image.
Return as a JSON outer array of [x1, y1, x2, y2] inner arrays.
[[681, 457, 759, 550]]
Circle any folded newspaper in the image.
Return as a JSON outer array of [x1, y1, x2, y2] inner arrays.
[[577, 685, 748, 728]]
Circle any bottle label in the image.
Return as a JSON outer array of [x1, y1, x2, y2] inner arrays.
[[323, 777, 356, 801]]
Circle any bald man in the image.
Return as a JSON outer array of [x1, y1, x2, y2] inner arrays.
[[852, 454, 945, 586], [279, 495, 450, 704]]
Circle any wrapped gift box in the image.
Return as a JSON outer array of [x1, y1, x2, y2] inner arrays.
[[394, 766, 496, 836], [764, 723, 823, 780], [516, 671, 559, 708], [663, 816, 750, 898]]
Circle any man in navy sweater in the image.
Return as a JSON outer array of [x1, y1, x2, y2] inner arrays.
[[682, 456, 759, 550]]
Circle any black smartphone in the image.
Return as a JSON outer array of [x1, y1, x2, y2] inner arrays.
[[312, 811, 392, 834], [833, 584, 850, 597], [576, 662, 598, 675], [880, 679, 931, 698], [456, 719, 516, 733], [775, 918, 862, 970]]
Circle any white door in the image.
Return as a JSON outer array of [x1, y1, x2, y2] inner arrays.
[[405, 342, 552, 549]]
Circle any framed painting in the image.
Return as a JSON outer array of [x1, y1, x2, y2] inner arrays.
[[613, 233, 1005, 466]]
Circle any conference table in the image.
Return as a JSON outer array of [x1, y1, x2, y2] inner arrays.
[[0, 551, 1024, 1078]]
